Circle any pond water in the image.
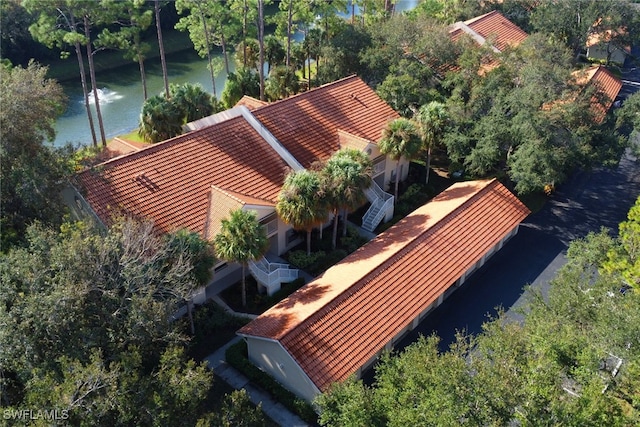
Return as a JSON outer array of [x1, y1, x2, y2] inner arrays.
[[53, 49, 233, 147], [53, 0, 419, 147]]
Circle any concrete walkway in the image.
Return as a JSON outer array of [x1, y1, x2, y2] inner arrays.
[[204, 337, 310, 427]]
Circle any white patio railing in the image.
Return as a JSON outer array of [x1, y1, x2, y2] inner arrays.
[[249, 257, 299, 296], [362, 181, 394, 232]]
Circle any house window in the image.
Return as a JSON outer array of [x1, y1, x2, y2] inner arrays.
[[261, 217, 278, 237], [286, 228, 300, 246], [373, 156, 386, 177]]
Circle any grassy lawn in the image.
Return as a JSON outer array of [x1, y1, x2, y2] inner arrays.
[[117, 129, 146, 144]]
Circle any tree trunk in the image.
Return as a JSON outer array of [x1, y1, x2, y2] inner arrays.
[[84, 16, 107, 149], [243, 0, 248, 67], [220, 23, 230, 75], [306, 229, 312, 255], [394, 162, 400, 202], [241, 263, 247, 307], [286, 0, 293, 68], [332, 209, 339, 249], [342, 208, 349, 237], [258, 0, 265, 101], [74, 42, 98, 148], [425, 146, 432, 185], [137, 47, 148, 101], [197, 3, 217, 98], [155, 0, 170, 98], [186, 298, 195, 335]]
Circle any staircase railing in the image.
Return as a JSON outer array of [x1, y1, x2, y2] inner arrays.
[[362, 181, 394, 232], [249, 257, 299, 296]]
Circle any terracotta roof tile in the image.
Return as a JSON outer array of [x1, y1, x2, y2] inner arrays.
[[203, 186, 274, 240], [235, 95, 269, 110], [238, 179, 530, 391], [75, 116, 289, 236], [252, 76, 399, 167], [573, 65, 622, 123], [451, 10, 528, 52]]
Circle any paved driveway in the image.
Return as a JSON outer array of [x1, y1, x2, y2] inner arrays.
[[394, 150, 640, 353]]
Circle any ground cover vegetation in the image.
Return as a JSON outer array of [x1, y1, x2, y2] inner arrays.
[[316, 197, 640, 426], [3, 0, 640, 424]]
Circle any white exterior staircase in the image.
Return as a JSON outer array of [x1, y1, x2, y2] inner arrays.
[[362, 181, 394, 232], [249, 257, 299, 296]]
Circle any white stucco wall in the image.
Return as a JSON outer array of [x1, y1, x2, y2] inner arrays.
[[243, 336, 321, 403]]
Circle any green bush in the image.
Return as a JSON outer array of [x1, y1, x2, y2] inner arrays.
[[288, 250, 326, 269], [340, 226, 368, 253], [226, 341, 318, 424]]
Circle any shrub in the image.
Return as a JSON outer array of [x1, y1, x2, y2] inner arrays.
[[226, 341, 318, 424], [288, 250, 326, 269]]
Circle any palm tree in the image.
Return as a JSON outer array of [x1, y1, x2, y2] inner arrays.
[[213, 209, 268, 308], [138, 94, 183, 143], [276, 169, 329, 255], [379, 118, 422, 201], [322, 149, 372, 248], [415, 101, 449, 185], [265, 66, 300, 101], [172, 82, 215, 123]]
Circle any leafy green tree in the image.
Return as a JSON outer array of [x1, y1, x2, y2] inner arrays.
[[265, 65, 299, 101], [379, 118, 422, 201], [26, 0, 99, 147], [415, 101, 449, 184], [213, 209, 269, 308], [175, 0, 238, 95], [264, 34, 286, 73], [276, 169, 329, 255], [0, 61, 70, 249], [603, 196, 640, 291], [616, 91, 640, 159], [221, 67, 260, 108], [213, 389, 266, 427], [530, 0, 638, 60], [317, 23, 371, 84]]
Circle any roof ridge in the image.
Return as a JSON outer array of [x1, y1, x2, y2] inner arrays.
[[252, 75, 360, 113], [212, 184, 276, 205], [84, 116, 246, 172], [280, 179, 499, 340]]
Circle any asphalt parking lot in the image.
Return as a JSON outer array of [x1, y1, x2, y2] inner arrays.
[[394, 149, 640, 354]]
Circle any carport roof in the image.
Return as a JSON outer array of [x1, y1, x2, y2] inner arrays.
[[238, 179, 530, 391]]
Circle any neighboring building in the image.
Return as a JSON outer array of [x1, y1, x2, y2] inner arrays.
[[237, 179, 530, 402], [449, 10, 529, 53], [586, 19, 630, 66], [572, 65, 623, 123], [65, 76, 402, 296], [437, 10, 529, 75]]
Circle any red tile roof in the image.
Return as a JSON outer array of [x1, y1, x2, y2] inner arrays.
[[74, 116, 289, 236], [236, 95, 269, 110], [573, 65, 622, 123], [238, 179, 530, 391], [450, 10, 528, 52], [252, 75, 399, 167]]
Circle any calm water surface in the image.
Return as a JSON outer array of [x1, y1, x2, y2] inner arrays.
[[53, 0, 418, 147], [54, 49, 232, 147]]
